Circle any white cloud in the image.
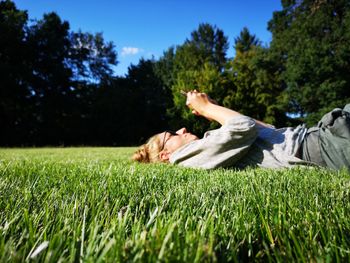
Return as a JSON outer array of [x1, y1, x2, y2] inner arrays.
[[121, 47, 143, 56]]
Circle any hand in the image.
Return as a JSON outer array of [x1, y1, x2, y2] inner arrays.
[[185, 90, 211, 117]]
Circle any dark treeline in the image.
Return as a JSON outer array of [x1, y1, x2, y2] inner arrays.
[[1, 0, 349, 146]]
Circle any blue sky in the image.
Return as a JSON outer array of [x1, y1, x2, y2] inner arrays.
[[13, 0, 282, 77]]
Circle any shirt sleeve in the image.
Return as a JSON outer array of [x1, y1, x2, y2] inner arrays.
[[169, 116, 258, 169]]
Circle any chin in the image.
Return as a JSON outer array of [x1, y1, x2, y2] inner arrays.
[[190, 135, 199, 141]]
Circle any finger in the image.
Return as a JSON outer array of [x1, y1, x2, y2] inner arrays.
[[192, 110, 199, 115]]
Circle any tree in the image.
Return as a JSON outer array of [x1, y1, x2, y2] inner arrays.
[[26, 12, 77, 144], [0, 0, 32, 145], [188, 23, 229, 71], [90, 58, 171, 145], [222, 27, 292, 127], [68, 30, 117, 82], [225, 46, 289, 126], [154, 47, 176, 93], [172, 23, 229, 73], [268, 0, 350, 125], [124, 58, 170, 143], [0, 1, 119, 146], [234, 27, 261, 53], [165, 23, 229, 134]]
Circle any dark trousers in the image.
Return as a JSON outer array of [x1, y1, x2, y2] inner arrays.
[[302, 104, 350, 170]]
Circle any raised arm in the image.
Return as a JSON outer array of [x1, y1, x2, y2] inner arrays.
[[185, 91, 241, 125], [185, 90, 271, 127]]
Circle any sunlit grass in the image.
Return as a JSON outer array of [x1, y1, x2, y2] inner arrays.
[[0, 148, 349, 262]]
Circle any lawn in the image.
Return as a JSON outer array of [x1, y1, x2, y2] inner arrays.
[[0, 148, 349, 262]]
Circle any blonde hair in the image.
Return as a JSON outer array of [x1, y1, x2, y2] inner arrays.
[[132, 133, 165, 163]]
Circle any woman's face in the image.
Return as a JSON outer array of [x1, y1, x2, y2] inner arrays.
[[159, 127, 198, 154]]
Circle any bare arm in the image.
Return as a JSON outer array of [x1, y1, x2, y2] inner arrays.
[[185, 91, 241, 125], [185, 91, 272, 127]]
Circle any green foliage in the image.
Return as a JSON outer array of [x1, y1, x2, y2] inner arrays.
[[124, 58, 171, 142], [0, 0, 32, 144], [0, 1, 119, 146], [188, 23, 229, 71], [158, 24, 229, 134], [69, 30, 117, 81], [234, 27, 261, 53], [225, 29, 289, 127], [175, 23, 228, 73], [268, 0, 350, 125], [87, 58, 171, 146], [171, 63, 227, 133], [223, 46, 287, 125], [154, 47, 176, 90], [159, 24, 294, 133], [1, 148, 349, 261], [2, 0, 350, 145]]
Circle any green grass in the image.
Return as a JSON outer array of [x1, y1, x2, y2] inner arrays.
[[0, 148, 349, 262]]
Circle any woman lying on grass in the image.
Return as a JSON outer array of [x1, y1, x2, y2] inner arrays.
[[133, 90, 350, 170]]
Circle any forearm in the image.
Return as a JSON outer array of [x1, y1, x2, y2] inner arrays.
[[198, 102, 242, 126], [199, 102, 272, 128], [186, 91, 272, 127]]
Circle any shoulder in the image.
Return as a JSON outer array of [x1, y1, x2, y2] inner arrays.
[[222, 116, 257, 131]]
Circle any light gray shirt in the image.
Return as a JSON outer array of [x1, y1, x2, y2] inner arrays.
[[169, 116, 308, 169]]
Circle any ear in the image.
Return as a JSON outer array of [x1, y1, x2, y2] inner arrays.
[[159, 150, 171, 162]]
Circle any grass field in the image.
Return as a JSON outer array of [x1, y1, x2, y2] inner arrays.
[[0, 148, 349, 262]]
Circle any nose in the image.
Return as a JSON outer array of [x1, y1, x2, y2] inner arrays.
[[176, 127, 187, 134]]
